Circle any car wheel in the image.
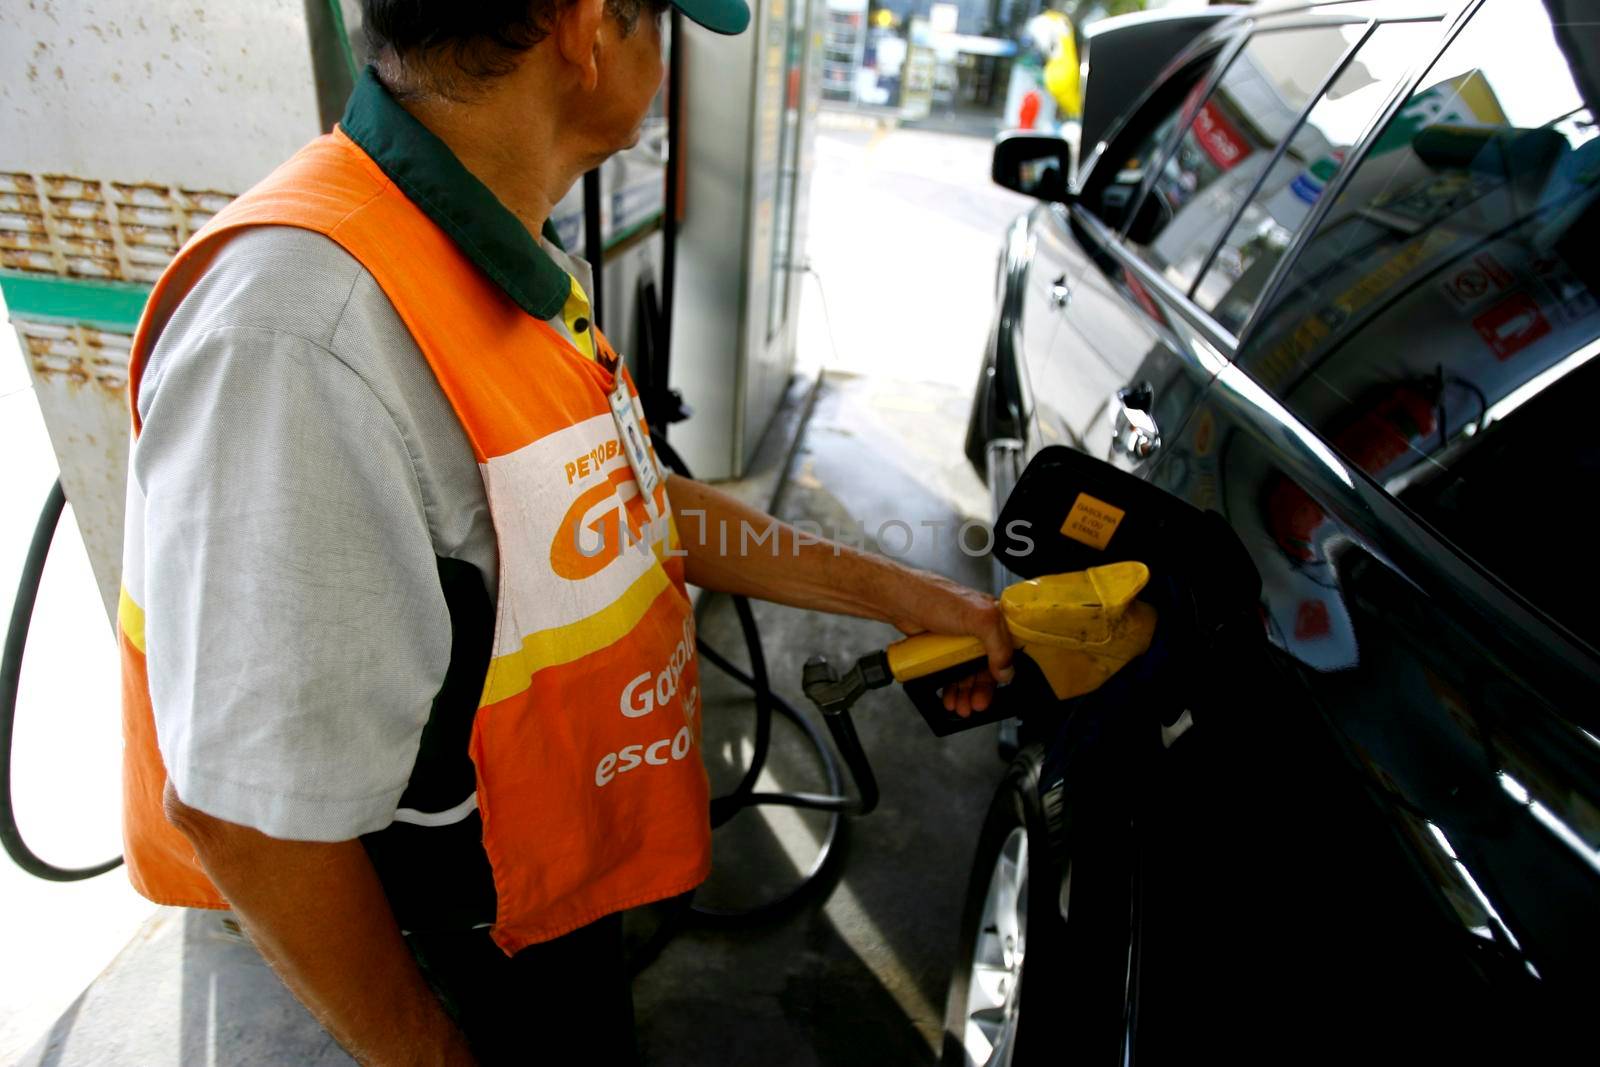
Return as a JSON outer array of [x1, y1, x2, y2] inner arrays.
[[942, 746, 1065, 1067]]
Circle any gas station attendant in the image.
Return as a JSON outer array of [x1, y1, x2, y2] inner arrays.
[[113, 0, 1013, 1062]]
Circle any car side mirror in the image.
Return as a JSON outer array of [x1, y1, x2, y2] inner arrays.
[[992, 132, 1073, 203]]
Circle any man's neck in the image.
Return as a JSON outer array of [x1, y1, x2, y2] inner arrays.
[[397, 74, 590, 242]]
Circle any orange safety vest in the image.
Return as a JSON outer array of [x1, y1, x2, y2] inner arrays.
[[119, 128, 711, 952]]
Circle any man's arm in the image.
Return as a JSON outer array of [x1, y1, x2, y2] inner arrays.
[[164, 785, 476, 1067], [667, 473, 1013, 714]]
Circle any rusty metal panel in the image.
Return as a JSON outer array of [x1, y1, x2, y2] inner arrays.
[[0, 171, 231, 284], [12, 320, 132, 626], [1, 1, 330, 195], [1, 1, 357, 626]]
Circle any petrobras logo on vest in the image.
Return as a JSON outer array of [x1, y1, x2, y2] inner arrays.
[[549, 466, 673, 582], [619, 615, 697, 719]]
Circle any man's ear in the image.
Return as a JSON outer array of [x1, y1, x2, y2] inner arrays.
[[555, 0, 608, 92]]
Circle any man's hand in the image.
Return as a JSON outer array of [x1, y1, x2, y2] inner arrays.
[[878, 568, 1015, 718], [668, 475, 1014, 716], [163, 784, 476, 1067]]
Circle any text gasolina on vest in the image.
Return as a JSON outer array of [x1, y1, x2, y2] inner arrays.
[[594, 616, 698, 787]]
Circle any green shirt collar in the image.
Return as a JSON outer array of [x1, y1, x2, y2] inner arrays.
[[339, 66, 569, 320]]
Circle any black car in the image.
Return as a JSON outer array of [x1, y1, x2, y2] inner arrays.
[[947, 1, 1600, 1063]]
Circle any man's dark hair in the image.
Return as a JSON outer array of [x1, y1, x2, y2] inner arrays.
[[363, 0, 658, 98]]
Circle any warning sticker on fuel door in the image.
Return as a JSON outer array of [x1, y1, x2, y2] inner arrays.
[[1061, 493, 1125, 550]]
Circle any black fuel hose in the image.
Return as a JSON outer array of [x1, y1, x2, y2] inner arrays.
[[0, 479, 124, 882], [4, 455, 877, 923], [699, 640, 872, 815], [649, 434, 878, 927]]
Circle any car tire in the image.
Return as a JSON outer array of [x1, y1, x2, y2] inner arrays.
[[940, 745, 1066, 1067]]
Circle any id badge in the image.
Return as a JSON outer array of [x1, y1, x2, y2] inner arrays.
[[609, 373, 663, 521]]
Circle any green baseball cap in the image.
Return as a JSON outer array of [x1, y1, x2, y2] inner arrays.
[[672, 0, 750, 34]]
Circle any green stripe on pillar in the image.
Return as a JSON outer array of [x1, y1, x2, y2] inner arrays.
[[0, 270, 151, 334]]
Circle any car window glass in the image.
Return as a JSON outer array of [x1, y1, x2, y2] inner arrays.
[[1239, 0, 1600, 649], [1078, 56, 1216, 232], [1194, 20, 1444, 333], [1129, 25, 1358, 292]]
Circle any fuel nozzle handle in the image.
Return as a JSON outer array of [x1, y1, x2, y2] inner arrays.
[[802, 651, 892, 713], [800, 653, 888, 815], [799, 562, 1160, 798], [871, 562, 1160, 738], [887, 562, 1156, 696]]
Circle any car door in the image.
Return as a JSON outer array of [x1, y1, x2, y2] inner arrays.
[[1134, 0, 1600, 1056], [1016, 30, 1235, 458], [1014, 201, 1074, 443], [1061, 11, 1427, 480]]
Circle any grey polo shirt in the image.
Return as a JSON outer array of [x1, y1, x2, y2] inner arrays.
[[135, 224, 597, 844]]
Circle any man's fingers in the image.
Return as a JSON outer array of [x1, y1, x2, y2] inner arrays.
[[984, 638, 1015, 687], [972, 600, 1015, 686], [945, 676, 976, 714], [939, 670, 1000, 718], [942, 676, 972, 717], [969, 673, 996, 712]]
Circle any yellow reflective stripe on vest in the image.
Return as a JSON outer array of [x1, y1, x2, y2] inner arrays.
[[118, 587, 147, 655], [480, 540, 676, 707]]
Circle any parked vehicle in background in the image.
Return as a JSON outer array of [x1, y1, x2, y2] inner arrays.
[[949, 1, 1600, 1062]]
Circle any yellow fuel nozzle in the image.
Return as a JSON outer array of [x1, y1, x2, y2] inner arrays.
[[884, 561, 1157, 701]]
